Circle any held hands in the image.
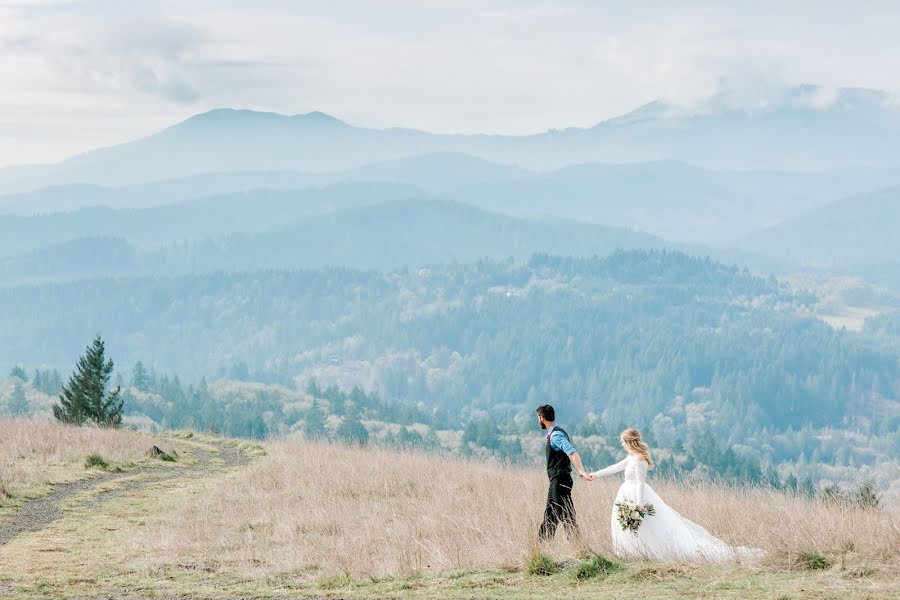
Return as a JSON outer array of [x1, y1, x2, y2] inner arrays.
[[578, 470, 595, 481]]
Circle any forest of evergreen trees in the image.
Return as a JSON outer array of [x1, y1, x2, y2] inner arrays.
[[2, 250, 898, 491]]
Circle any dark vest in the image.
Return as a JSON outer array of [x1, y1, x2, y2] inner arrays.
[[546, 426, 572, 479]]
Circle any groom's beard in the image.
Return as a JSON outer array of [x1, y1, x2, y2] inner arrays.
[[539, 421, 547, 430]]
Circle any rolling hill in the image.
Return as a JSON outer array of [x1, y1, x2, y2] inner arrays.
[[737, 186, 900, 268], [0, 198, 671, 283], [5, 153, 900, 251], [0, 183, 420, 258]]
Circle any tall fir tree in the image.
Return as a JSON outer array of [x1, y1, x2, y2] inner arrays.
[[7, 379, 29, 417], [336, 403, 368, 446], [53, 336, 124, 428], [303, 399, 327, 440], [132, 361, 150, 392], [32, 369, 43, 392]]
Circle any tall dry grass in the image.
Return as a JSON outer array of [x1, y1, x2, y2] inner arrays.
[[133, 439, 900, 579], [0, 419, 164, 496]]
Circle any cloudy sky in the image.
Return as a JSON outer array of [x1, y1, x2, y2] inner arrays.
[[2, 0, 899, 167]]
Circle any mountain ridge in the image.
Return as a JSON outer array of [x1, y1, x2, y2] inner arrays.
[[3, 85, 899, 193]]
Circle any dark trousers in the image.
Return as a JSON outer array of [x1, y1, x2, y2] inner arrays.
[[539, 473, 579, 541]]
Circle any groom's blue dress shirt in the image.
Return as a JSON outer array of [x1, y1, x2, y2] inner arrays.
[[547, 424, 577, 456]]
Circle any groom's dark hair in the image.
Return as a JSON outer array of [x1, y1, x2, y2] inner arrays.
[[535, 404, 555, 422]]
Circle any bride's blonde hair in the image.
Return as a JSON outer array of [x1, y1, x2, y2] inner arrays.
[[621, 428, 654, 468]]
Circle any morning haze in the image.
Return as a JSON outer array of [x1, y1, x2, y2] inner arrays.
[[0, 2, 898, 599]]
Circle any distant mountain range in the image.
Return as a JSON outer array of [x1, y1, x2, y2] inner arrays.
[[1, 85, 898, 289], [4, 153, 899, 247], [2, 85, 899, 194]]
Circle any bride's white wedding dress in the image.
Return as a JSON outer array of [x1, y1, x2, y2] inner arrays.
[[591, 454, 762, 562]]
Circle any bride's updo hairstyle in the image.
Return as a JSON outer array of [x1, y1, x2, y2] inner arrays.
[[621, 428, 654, 468]]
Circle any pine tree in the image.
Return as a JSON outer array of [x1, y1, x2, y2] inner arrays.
[[7, 380, 29, 417], [53, 336, 124, 428], [305, 379, 322, 398], [32, 369, 43, 392], [132, 361, 150, 391], [462, 420, 479, 447], [336, 403, 368, 446], [303, 399, 327, 440]]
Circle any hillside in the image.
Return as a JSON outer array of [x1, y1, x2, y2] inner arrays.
[[0, 183, 422, 258], [738, 186, 900, 268], [2, 251, 898, 493], [0, 423, 897, 599], [0, 199, 671, 283]]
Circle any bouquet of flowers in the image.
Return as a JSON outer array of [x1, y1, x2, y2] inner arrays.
[[615, 500, 655, 535]]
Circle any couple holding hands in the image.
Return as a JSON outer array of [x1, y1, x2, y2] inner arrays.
[[536, 404, 761, 562]]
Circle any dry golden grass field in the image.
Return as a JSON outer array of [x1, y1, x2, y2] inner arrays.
[[0, 421, 898, 599]]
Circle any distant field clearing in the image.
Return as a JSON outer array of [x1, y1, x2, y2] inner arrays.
[[817, 306, 886, 331]]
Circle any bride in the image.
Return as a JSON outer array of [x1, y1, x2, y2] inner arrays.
[[588, 428, 762, 562]]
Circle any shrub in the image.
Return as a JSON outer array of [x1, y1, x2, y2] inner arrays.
[[526, 550, 558, 576], [0, 477, 11, 499], [571, 554, 624, 580], [799, 551, 831, 570], [819, 484, 849, 505], [853, 481, 881, 510], [84, 454, 109, 470]]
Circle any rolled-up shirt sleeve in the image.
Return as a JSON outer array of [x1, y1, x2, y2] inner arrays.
[[549, 430, 577, 456]]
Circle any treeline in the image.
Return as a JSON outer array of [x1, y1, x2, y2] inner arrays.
[[119, 373, 453, 441], [6, 365, 63, 397]]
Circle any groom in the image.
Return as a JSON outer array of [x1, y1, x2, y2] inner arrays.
[[536, 404, 589, 542]]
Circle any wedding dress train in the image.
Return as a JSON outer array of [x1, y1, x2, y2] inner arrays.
[[591, 455, 763, 562]]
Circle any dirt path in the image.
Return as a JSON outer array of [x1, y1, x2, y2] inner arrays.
[[0, 437, 252, 547]]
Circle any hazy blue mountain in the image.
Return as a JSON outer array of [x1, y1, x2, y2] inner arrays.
[[0, 237, 138, 283], [453, 161, 759, 244], [2, 86, 899, 193], [0, 153, 528, 215], [5, 152, 899, 251], [0, 171, 317, 215], [737, 186, 900, 268], [336, 152, 532, 193], [453, 161, 900, 244], [0, 183, 420, 258], [161, 199, 671, 272], [0, 199, 672, 283], [0, 184, 115, 215], [847, 261, 900, 293]]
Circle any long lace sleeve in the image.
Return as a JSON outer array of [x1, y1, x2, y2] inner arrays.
[[590, 457, 628, 478], [634, 460, 647, 504]]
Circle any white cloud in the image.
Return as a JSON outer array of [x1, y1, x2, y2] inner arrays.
[[1, 0, 900, 166]]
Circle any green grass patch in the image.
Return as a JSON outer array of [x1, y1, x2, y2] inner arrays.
[[526, 551, 559, 576], [799, 551, 832, 570], [569, 554, 624, 580], [0, 478, 13, 500], [317, 574, 360, 590], [84, 454, 109, 470]]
